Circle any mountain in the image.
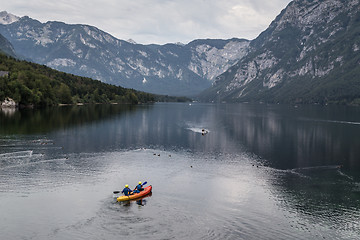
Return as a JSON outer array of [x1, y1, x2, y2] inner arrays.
[[0, 33, 16, 57], [0, 11, 250, 96], [199, 0, 360, 105], [0, 11, 19, 25]]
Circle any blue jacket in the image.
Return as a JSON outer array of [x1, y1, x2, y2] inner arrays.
[[122, 187, 132, 196]]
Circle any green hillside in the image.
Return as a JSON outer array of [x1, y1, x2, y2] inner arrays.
[[0, 53, 188, 107]]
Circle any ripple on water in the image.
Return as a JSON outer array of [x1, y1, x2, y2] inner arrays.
[[265, 165, 360, 240], [1, 146, 360, 240]]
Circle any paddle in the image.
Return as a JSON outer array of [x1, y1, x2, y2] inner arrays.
[[113, 181, 147, 194]]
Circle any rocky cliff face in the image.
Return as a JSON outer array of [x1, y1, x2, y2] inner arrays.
[[0, 33, 16, 57], [0, 11, 249, 96], [200, 0, 360, 104]]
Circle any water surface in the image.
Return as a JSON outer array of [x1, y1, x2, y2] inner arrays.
[[0, 103, 359, 239]]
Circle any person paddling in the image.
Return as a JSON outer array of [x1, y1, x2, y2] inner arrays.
[[122, 184, 133, 196], [133, 181, 144, 193]]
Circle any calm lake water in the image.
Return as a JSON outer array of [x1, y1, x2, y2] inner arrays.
[[0, 103, 359, 240]]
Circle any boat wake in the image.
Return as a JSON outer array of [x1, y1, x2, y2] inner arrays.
[[302, 117, 360, 125], [0, 150, 33, 158], [0, 158, 69, 170], [337, 170, 354, 181], [324, 120, 360, 125], [186, 127, 210, 135], [291, 165, 342, 172]]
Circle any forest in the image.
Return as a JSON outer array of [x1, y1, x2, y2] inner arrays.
[[0, 53, 189, 107]]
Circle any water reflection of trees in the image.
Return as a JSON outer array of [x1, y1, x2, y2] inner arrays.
[[0, 104, 144, 135]]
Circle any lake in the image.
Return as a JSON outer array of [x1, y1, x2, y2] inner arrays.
[[0, 103, 359, 239]]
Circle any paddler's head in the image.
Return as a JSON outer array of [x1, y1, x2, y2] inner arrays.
[[125, 184, 129, 188], [138, 181, 142, 185]]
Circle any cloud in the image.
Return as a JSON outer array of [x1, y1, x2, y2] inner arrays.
[[2, 0, 291, 44]]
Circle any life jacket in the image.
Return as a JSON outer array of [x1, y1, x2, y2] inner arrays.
[[136, 184, 143, 191], [122, 187, 132, 196]]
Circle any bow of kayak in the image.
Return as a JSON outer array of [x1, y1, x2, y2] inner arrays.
[[117, 185, 152, 202]]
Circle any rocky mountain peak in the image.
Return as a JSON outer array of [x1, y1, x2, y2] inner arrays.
[[200, 0, 360, 105], [126, 39, 137, 44], [0, 11, 20, 25]]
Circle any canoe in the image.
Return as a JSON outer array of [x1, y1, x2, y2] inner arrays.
[[117, 185, 152, 202]]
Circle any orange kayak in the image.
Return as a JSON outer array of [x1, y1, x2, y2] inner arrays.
[[117, 185, 152, 202]]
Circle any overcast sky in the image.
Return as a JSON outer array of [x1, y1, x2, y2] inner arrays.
[[2, 0, 292, 44]]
